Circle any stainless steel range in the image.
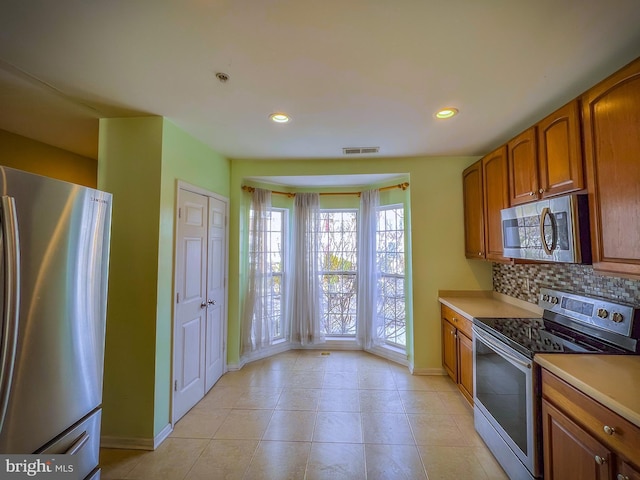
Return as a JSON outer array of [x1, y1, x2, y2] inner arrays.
[[472, 288, 640, 480]]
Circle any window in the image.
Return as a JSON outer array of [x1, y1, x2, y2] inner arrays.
[[377, 205, 406, 347], [317, 210, 358, 336], [249, 207, 286, 341]]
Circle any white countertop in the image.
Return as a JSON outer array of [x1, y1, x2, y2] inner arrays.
[[535, 354, 640, 428]]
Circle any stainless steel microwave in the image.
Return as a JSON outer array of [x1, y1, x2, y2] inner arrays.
[[500, 194, 592, 263]]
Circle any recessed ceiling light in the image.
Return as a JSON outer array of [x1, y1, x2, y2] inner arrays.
[[269, 113, 290, 123], [435, 108, 459, 119]]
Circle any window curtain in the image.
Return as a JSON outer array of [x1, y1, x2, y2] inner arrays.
[[241, 187, 273, 355], [288, 192, 324, 345], [356, 188, 383, 348]]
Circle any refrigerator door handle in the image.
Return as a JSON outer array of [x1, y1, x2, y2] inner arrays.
[[0, 195, 20, 433], [65, 431, 90, 455]]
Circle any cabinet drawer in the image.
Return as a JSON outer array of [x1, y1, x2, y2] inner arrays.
[[542, 369, 640, 467], [440, 305, 472, 338]]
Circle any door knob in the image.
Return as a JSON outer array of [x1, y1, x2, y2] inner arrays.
[[208, 299, 216, 305]]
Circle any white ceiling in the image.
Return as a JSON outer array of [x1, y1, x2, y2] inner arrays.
[[0, 0, 639, 161]]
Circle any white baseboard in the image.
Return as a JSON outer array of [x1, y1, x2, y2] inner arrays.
[[100, 423, 173, 451], [411, 367, 447, 375]]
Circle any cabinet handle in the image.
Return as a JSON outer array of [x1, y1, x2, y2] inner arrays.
[[594, 455, 607, 465], [617, 474, 630, 480], [603, 425, 615, 435], [539, 188, 545, 194], [529, 191, 535, 196], [478, 252, 482, 256]]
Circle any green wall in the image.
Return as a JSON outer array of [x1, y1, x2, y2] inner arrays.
[[98, 117, 164, 441], [229, 157, 493, 372], [98, 116, 230, 443]]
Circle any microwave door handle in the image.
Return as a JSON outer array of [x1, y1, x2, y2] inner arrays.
[[539, 207, 557, 255]]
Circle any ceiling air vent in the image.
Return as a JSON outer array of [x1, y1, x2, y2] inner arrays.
[[343, 147, 379, 155]]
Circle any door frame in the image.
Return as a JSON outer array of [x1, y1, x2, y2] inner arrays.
[[171, 180, 229, 426]]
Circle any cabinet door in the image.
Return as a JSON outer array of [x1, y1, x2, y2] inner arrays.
[[457, 331, 473, 405], [482, 146, 510, 262], [543, 399, 613, 480], [538, 100, 585, 198], [582, 57, 640, 277], [508, 127, 539, 206], [618, 460, 640, 480], [462, 160, 485, 259], [441, 319, 457, 382]]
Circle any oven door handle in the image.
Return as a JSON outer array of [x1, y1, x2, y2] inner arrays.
[[473, 326, 532, 369]]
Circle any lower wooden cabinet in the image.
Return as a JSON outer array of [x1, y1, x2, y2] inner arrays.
[[440, 304, 473, 405], [542, 398, 613, 480], [541, 369, 640, 480]]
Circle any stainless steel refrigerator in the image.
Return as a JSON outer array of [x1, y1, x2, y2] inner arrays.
[[0, 166, 111, 479]]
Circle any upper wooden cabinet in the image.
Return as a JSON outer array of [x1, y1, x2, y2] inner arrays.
[[482, 146, 510, 262], [508, 127, 539, 205], [508, 100, 585, 206], [582, 57, 640, 277], [537, 100, 585, 198], [462, 160, 485, 259]]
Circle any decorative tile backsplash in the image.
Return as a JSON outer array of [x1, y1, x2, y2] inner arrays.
[[493, 263, 640, 306]]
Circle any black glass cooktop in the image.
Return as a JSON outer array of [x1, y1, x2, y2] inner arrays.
[[473, 317, 627, 359]]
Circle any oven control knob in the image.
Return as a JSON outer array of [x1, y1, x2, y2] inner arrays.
[[611, 312, 624, 323], [542, 294, 549, 302], [551, 296, 559, 304], [597, 308, 609, 319]]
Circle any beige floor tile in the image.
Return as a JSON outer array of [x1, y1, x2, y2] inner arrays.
[[215, 369, 254, 387], [275, 387, 321, 410], [170, 409, 230, 438], [243, 440, 311, 480], [437, 390, 474, 415], [262, 410, 316, 441], [323, 371, 359, 389], [364, 444, 428, 480], [100, 448, 147, 479], [193, 385, 244, 410], [232, 387, 282, 409], [473, 445, 510, 479], [124, 438, 208, 480], [306, 442, 366, 480], [293, 356, 328, 371], [313, 411, 363, 443], [184, 439, 258, 480], [358, 370, 397, 390], [418, 445, 492, 480], [213, 409, 273, 440], [399, 390, 450, 414], [361, 412, 414, 444], [408, 413, 468, 446], [318, 388, 360, 412], [452, 413, 486, 447], [358, 389, 404, 413], [247, 368, 291, 387], [284, 370, 325, 388]]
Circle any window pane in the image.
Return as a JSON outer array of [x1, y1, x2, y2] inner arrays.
[[377, 205, 406, 347], [318, 209, 358, 336]]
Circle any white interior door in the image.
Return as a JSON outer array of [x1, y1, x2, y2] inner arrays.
[[205, 196, 227, 391], [174, 190, 208, 421], [173, 186, 229, 423]]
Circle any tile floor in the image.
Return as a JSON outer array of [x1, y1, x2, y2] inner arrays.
[[100, 350, 508, 480]]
